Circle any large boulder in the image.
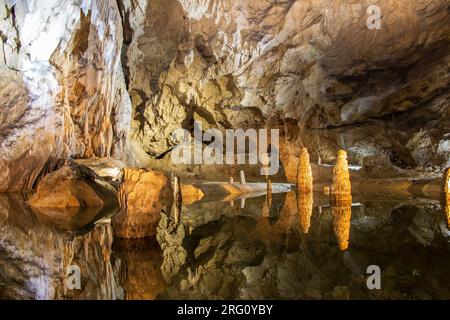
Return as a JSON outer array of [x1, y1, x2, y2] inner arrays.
[[29, 161, 118, 209], [113, 169, 174, 238]]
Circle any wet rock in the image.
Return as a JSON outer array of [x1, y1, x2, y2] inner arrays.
[[113, 169, 174, 238]]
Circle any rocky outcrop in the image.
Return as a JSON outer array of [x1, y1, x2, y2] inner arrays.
[[0, 1, 449, 192], [119, 0, 449, 173], [0, 1, 138, 192], [29, 161, 117, 210], [113, 169, 173, 238]]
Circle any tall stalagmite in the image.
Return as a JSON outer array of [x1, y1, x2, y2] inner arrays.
[[331, 150, 353, 250], [443, 168, 450, 228], [331, 151, 352, 203], [297, 148, 313, 193], [297, 148, 314, 234]]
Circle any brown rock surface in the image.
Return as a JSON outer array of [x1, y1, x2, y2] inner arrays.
[[0, 0, 449, 191], [113, 169, 174, 238], [29, 161, 117, 209]]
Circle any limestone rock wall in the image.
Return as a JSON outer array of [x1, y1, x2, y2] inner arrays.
[[122, 0, 450, 169], [0, 0, 449, 191], [0, 0, 132, 192]]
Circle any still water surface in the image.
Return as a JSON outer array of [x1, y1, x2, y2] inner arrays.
[[0, 190, 449, 300]]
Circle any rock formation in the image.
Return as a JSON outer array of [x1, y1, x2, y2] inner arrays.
[[113, 169, 174, 238], [0, 1, 449, 192], [443, 168, 450, 228], [29, 161, 117, 209], [297, 148, 313, 193], [332, 151, 353, 203]]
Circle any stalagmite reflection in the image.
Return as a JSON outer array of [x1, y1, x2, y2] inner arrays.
[[332, 200, 352, 251], [331, 150, 353, 250], [297, 148, 314, 234], [298, 192, 314, 234]]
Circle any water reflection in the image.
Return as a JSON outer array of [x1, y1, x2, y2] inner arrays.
[[0, 193, 124, 300], [1, 184, 450, 300], [298, 192, 313, 234], [331, 199, 352, 251]]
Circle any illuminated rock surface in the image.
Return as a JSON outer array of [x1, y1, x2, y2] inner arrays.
[[113, 169, 173, 238], [0, 1, 449, 191], [0, 0, 449, 301], [29, 161, 117, 210]]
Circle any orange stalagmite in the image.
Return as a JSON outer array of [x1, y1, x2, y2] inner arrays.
[[331, 150, 353, 250], [297, 148, 314, 233], [267, 179, 273, 207], [331, 150, 352, 203], [298, 191, 313, 234], [332, 199, 352, 251], [443, 168, 450, 228], [297, 148, 313, 193]]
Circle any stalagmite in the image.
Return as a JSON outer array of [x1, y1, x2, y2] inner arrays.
[[443, 168, 450, 228], [267, 179, 273, 207], [240, 170, 246, 185], [172, 175, 183, 225], [297, 148, 313, 193], [229, 177, 234, 184], [331, 150, 353, 250], [331, 150, 352, 203], [262, 179, 273, 218], [297, 148, 314, 234]]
